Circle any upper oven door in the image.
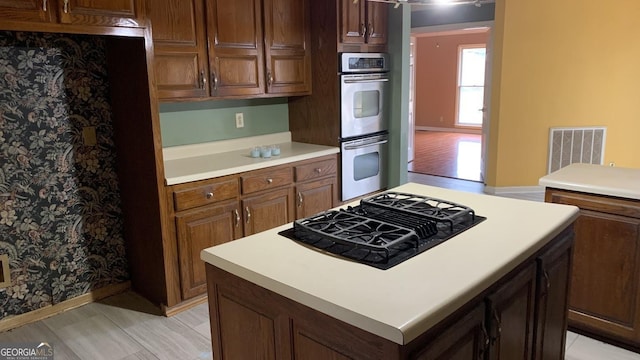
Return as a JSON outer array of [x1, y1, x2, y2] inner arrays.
[[341, 73, 389, 139]]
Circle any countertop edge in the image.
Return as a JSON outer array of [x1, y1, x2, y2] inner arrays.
[[165, 146, 340, 186], [539, 178, 640, 200]]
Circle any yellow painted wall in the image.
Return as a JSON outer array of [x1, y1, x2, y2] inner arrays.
[[487, 0, 640, 187]]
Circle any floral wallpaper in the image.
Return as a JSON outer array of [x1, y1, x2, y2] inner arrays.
[[0, 31, 129, 318]]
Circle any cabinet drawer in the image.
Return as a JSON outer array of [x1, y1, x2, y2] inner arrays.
[[173, 179, 239, 211], [242, 168, 293, 195], [295, 159, 337, 182]]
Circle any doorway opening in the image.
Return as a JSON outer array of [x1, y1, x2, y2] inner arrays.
[[407, 22, 492, 183]]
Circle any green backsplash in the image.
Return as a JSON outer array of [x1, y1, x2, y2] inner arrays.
[[159, 98, 289, 147]]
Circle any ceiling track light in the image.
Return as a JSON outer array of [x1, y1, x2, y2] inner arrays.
[[367, 0, 495, 8]]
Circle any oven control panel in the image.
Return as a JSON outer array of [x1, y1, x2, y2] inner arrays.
[[340, 53, 389, 73]]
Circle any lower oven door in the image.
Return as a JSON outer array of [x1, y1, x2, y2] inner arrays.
[[341, 133, 388, 201]]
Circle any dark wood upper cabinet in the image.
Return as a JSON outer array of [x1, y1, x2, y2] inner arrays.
[[146, 0, 209, 99], [0, 0, 56, 23], [339, 0, 387, 49], [366, 1, 387, 46], [148, 0, 311, 101], [0, 0, 144, 28], [59, 0, 144, 27], [206, 0, 265, 97], [263, 0, 311, 95]]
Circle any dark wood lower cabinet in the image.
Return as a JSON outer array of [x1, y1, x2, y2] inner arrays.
[[205, 228, 574, 360], [546, 188, 640, 349]]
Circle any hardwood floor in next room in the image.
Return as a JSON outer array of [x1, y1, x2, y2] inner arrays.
[[409, 131, 482, 182]]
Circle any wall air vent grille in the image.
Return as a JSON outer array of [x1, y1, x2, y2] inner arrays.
[[548, 126, 606, 174]]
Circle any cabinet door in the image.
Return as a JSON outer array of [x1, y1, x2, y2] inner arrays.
[[546, 189, 640, 344], [412, 303, 488, 360], [58, 0, 144, 27], [295, 177, 336, 219], [569, 210, 640, 341], [206, 0, 265, 97], [533, 230, 573, 360], [366, 1, 387, 46], [0, 0, 55, 23], [263, 0, 311, 95], [339, 0, 365, 45], [242, 187, 294, 236], [147, 0, 209, 99], [487, 263, 537, 360], [176, 201, 242, 300]]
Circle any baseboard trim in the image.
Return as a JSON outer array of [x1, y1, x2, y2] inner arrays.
[[415, 126, 482, 135], [484, 185, 545, 195], [162, 294, 207, 317], [0, 281, 131, 332]]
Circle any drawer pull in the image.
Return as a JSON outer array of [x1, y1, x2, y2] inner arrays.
[[43, 0, 47, 11], [298, 192, 303, 207], [63, 0, 69, 13], [234, 209, 240, 227], [315, 168, 322, 174], [266, 178, 273, 184], [206, 192, 214, 199], [543, 270, 550, 290], [245, 207, 251, 223]]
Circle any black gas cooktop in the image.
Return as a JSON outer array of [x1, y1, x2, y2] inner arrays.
[[279, 192, 486, 270]]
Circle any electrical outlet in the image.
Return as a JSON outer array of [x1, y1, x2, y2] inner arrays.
[[0, 254, 10, 289], [235, 113, 244, 128], [82, 126, 97, 146]]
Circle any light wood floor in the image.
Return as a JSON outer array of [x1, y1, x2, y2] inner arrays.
[[409, 131, 482, 182], [1, 175, 638, 360]]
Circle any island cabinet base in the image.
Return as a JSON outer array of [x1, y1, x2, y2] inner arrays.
[[205, 227, 574, 360], [545, 188, 640, 351]]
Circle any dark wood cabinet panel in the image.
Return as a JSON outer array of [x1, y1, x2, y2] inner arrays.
[[338, 0, 387, 49], [206, 0, 265, 97], [263, 0, 311, 95], [242, 187, 294, 236], [411, 303, 487, 360], [295, 177, 336, 219], [487, 263, 537, 360], [241, 167, 293, 195], [339, 0, 365, 44], [366, 1, 387, 46], [175, 200, 241, 299], [546, 188, 640, 347], [0, 0, 143, 28], [0, 0, 55, 23], [59, 0, 144, 27], [146, 0, 208, 99], [533, 231, 573, 360]]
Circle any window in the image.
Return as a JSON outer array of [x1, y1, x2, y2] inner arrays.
[[456, 45, 486, 126]]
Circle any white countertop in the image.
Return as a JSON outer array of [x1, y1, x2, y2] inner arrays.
[[539, 163, 640, 200], [200, 182, 579, 345], [163, 132, 339, 185]]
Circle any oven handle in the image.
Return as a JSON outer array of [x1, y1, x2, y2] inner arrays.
[[343, 78, 389, 84], [344, 139, 388, 150]]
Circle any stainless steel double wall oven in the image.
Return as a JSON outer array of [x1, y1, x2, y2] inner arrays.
[[340, 53, 389, 201]]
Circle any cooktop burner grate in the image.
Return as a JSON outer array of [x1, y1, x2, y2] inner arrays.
[[280, 191, 486, 270]]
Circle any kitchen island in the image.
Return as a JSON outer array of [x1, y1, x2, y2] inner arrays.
[[540, 164, 640, 351], [201, 183, 579, 359]]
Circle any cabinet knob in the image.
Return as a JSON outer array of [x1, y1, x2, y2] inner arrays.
[[211, 71, 218, 91], [314, 168, 322, 174], [266, 178, 273, 184], [200, 70, 207, 90], [267, 71, 274, 87], [206, 192, 214, 199]]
